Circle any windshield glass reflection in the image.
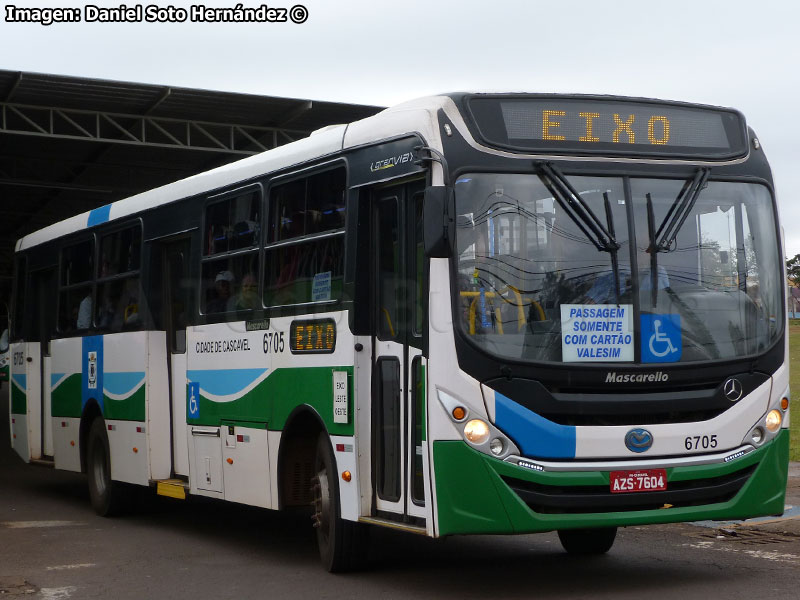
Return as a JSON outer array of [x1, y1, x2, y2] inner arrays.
[[454, 173, 781, 364]]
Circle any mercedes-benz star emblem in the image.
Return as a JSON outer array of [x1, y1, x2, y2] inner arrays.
[[723, 377, 743, 402]]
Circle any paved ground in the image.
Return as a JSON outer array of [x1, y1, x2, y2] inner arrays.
[[2, 383, 799, 599]]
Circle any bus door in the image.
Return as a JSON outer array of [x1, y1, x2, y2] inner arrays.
[[10, 266, 56, 462], [152, 236, 192, 477], [371, 180, 428, 522], [30, 267, 58, 459]]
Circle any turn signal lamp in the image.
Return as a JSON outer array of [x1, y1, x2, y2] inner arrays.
[[342, 471, 352, 482], [452, 407, 467, 421], [765, 409, 782, 432], [464, 419, 490, 445], [781, 397, 789, 411]]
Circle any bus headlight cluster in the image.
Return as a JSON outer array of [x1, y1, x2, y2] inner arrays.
[[742, 389, 788, 448], [436, 388, 520, 459]]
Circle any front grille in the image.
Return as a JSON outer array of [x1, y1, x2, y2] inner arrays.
[[537, 407, 727, 426], [502, 464, 756, 514], [486, 371, 770, 427]]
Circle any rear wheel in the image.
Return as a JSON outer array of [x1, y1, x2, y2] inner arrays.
[[311, 432, 368, 572], [557, 527, 617, 555], [86, 418, 125, 516]]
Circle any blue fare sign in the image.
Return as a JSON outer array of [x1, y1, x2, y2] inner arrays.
[[466, 95, 748, 159], [561, 304, 634, 362]]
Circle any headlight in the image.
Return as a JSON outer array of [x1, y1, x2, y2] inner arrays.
[[751, 427, 764, 444], [464, 419, 490, 445], [765, 409, 782, 432], [489, 438, 505, 456]]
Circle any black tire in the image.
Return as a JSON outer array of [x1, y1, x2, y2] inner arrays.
[[86, 418, 126, 516], [311, 432, 368, 572], [557, 527, 617, 555]]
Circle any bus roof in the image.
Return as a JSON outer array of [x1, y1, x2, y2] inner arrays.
[[15, 94, 450, 252]]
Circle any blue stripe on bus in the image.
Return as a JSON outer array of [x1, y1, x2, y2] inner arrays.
[[11, 372, 26, 390], [495, 392, 576, 459], [51, 373, 67, 390], [87, 204, 112, 227], [186, 368, 268, 397], [104, 371, 146, 396], [81, 336, 104, 413]]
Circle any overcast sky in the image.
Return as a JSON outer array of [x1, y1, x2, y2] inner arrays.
[[2, 0, 799, 258]]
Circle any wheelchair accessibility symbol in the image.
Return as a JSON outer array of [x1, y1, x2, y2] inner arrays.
[[188, 382, 200, 419], [641, 314, 681, 363]]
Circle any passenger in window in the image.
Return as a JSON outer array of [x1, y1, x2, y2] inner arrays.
[[76, 294, 92, 329], [122, 279, 140, 327], [229, 273, 259, 311], [207, 270, 234, 313], [97, 289, 118, 329]]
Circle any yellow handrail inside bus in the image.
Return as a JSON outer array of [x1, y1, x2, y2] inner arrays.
[[381, 307, 396, 338], [461, 286, 526, 333]]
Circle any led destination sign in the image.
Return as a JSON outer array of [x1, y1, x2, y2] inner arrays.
[[466, 96, 748, 159], [290, 318, 336, 354]]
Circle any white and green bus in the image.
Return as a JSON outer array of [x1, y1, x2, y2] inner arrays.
[[8, 93, 790, 570]]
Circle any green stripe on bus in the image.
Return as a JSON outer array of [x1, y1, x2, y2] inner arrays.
[[51, 373, 82, 418], [187, 366, 354, 436], [10, 383, 26, 415], [103, 385, 146, 421]]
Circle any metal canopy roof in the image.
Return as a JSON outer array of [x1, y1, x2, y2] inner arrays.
[[0, 69, 384, 303]]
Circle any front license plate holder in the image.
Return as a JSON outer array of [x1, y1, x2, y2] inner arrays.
[[609, 468, 667, 494]]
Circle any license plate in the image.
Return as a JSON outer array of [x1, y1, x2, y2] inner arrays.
[[610, 469, 667, 494]]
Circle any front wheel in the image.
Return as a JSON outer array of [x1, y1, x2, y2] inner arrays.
[[311, 432, 368, 572], [86, 417, 125, 516], [557, 527, 617, 555]]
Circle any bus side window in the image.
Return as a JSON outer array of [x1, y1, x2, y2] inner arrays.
[[264, 168, 346, 308], [96, 225, 142, 332], [58, 238, 94, 333], [201, 188, 261, 315], [11, 256, 27, 340]]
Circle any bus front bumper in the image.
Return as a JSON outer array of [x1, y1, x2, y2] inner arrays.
[[433, 429, 789, 536]]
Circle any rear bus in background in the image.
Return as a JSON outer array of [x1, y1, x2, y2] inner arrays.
[[8, 93, 790, 570]]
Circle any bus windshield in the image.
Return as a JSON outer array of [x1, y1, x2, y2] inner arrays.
[[454, 173, 783, 364]]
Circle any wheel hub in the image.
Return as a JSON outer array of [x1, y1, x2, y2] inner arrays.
[[311, 469, 331, 532]]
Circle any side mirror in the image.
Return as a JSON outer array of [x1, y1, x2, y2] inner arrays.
[[423, 186, 454, 258]]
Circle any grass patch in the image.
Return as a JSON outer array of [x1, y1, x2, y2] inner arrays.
[[790, 320, 800, 461]]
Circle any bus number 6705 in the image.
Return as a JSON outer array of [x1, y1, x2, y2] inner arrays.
[[263, 331, 285, 354]]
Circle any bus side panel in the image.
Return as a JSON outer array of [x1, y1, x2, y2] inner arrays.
[[103, 331, 170, 485], [221, 426, 270, 507], [185, 314, 356, 509], [146, 331, 171, 481], [106, 420, 148, 486], [9, 342, 41, 463], [170, 352, 190, 477], [42, 353, 54, 457], [50, 338, 82, 472]]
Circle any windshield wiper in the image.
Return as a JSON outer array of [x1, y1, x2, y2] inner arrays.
[[537, 162, 622, 304], [646, 192, 659, 307], [537, 162, 620, 253], [654, 168, 711, 252]]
